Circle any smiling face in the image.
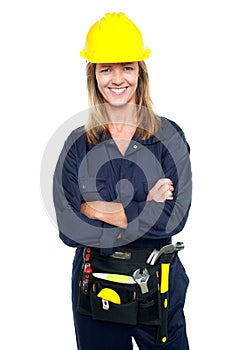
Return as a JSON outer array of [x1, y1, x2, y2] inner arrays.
[[95, 62, 139, 107]]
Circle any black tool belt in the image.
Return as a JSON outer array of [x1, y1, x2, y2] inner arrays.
[[77, 244, 183, 345]]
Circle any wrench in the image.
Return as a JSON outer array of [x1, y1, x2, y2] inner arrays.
[[147, 242, 184, 266], [133, 268, 150, 294]]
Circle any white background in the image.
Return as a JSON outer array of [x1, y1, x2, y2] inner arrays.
[[1, 0, 232, 349]]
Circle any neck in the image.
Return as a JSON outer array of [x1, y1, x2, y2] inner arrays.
[[105, 103, 138, 127]]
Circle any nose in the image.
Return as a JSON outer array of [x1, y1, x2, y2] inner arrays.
[[112, 68, 124, 85]]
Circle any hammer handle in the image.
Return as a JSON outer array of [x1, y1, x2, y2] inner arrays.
[[157, 262, 171, 345]]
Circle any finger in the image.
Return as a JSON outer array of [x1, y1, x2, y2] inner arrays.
[[159, 183, 175, 198], [155, 178, 173, 191], [160, 178, 173, 185], [158, 183, 171, 195], [166, 190, 174, 200]]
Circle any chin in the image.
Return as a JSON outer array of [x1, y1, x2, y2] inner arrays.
[[107, 98, 132, 107], [110, 102, 127, 107]]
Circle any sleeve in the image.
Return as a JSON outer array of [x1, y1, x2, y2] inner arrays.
[[122, 121, 192, 243], [53, 131, 104, 247]]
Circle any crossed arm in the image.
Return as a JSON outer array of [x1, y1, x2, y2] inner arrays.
[[80, 178, 174, 228]]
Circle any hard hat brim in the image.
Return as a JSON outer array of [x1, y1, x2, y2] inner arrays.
[[80, 47, 151, 63]]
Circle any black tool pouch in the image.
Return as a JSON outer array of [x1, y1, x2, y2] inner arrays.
[[77, 248, 162, 327], [90, 276, 138, 325]]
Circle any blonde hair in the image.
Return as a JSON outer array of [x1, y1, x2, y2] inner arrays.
[[85, 61, 161, 144]]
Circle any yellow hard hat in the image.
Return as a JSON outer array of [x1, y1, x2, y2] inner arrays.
[[80, 12, 151, 63]]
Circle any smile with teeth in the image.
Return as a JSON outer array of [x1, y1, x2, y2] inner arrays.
[[110, 87, 127, 95]]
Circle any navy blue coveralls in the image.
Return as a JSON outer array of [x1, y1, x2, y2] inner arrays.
[[53, 117, 192, 350]]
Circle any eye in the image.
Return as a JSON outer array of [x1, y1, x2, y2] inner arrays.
[[123, 66, 134, 71], [100, 67, 112, 73]]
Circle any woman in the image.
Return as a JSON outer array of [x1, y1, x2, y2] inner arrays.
[[53, 12, 192, 350]]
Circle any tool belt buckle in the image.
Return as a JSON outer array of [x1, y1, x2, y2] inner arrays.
[[110, 251, 131, 260], [102, 299, 110, 310]]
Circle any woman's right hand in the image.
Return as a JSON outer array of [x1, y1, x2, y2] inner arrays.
[[146, 178, 174, 202]]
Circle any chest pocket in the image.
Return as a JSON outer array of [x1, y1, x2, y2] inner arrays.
[[78, 177, 107, 202]]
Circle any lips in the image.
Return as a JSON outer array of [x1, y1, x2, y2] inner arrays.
[[109, 87, 127, 95]]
